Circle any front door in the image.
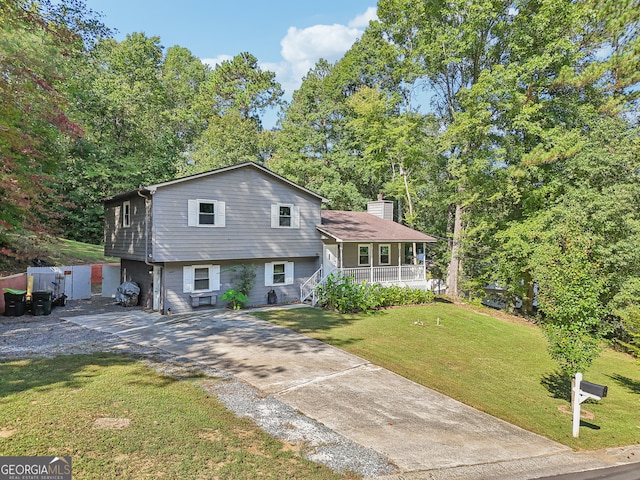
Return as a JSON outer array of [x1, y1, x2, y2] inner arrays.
[[323, 244, 339, 276]]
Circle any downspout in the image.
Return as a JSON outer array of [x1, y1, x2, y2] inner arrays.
[[137, 189, 153, 266]]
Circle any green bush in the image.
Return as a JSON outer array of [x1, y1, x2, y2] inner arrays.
[[372, 284, 435, 308], [221, 289, 249, 310], [316, 273, 435, 313]]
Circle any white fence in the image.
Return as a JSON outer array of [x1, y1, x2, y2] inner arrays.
[[27, 265, 92, 300]]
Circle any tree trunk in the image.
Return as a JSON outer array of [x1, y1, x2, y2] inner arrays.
[[446, 201, 464, 299], [522, 270, 535, 315]]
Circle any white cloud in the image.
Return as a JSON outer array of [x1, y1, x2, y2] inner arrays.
[[198, 6, 378, 111], [273, 6, 378, 95], [348, 6, 378, 28], [201, 54, 233, 69]]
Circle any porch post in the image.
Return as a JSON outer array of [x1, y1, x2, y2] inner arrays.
[[423, 242, 427, 284], [370, 243, 374, 282], [398, 243, 402, 281], [339, 243, 343, 269]]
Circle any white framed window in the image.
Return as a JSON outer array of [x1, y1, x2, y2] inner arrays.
[[183, 265, 220, 293], [271, 204, 300, 228], [122, 201, 131, 228], [358, 244, 370, 266], [188, 199, 226, 227], [379, 244, 391, 265], [264, 261, 294, 286]]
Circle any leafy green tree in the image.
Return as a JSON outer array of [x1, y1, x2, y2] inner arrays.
[[188, 52, 282, 173], [197, 52, 283, 123], [59, 32, 180, 243], [269, 59, 367, 210], [186, 111, 262, 173], [0, 0, 105, 255]]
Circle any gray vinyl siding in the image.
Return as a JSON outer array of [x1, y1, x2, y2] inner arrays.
[[104, 195, 148, 260], [151, 167, 323, 262], [366, 200, 394, 221], [162, 257, 319, 314]]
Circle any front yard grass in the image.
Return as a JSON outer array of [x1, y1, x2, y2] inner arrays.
[[254, 304, 640, 451], [0, 353, 350, 479]]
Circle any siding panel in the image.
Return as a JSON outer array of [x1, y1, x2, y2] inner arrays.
[[162, 258, 319, 314], [151, 168, 323, 262], [104, 195, 148, 260]]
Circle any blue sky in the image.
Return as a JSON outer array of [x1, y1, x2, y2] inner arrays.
[[85, 1, 377, 99]]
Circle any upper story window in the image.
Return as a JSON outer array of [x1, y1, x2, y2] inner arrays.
[[188, 199, 226, 227], [358, 244, 370, 266], [271, 204, 300, 229], [379, 244, 391, 265], [122, 201, 131, 228]]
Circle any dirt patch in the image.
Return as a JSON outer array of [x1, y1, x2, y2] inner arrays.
[[0, 428, 16, 438], [557, 405, 595, 420], [92, 417, 131, 429]]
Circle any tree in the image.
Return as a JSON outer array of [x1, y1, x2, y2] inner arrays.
[[0, 0, 104, 255], [59, 33, 181, 243], [269, 59, 367, 210], [346, 86, 438, 227], [188, 52, 283, 174], [197, 52, 283, 123], [377, 0, 514, 299]]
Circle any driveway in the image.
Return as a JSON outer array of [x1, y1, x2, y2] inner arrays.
[[65, 307, 639, 479]]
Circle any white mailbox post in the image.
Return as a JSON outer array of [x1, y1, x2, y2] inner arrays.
[[572, 372, 608, 437]]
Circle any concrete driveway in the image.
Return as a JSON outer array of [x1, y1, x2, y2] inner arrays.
[[65, 307, 639, 479]]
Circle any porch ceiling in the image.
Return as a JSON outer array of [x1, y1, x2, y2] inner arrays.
[[318, 210, 437, 243]]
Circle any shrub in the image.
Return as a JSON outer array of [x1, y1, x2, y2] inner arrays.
[[221, 289, 249, 310], [316, 273, 378, 314], [316, 273, 435, 313]]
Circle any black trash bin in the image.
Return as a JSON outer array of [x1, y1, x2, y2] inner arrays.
[[31, 291, 53, 316], [4, 291, 26, 317]]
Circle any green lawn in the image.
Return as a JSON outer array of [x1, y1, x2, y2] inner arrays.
[[254, 304, 640, 451], [0, 354, 350, 480]]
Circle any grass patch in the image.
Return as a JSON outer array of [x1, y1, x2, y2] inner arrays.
[[254, 304, 640, 451], [0, 353, 350, 479], [0, 234, 117, 276]]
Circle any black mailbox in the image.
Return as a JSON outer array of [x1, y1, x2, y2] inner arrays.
[[581, 381, 608, 398]]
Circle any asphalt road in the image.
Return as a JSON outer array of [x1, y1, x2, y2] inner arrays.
[[537, 463, 640, 479]]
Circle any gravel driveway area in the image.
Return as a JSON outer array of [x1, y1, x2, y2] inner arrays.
[[0, 296, 395, 478]]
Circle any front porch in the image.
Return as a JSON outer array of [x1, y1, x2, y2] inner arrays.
[[300, 264, 444, 305], [340, 265, 426, 285]]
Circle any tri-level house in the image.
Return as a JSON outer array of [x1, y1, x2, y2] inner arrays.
[[104, 162, 437, 314]]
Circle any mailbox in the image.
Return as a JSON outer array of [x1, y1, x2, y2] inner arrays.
[[573, 372, 609, 437], [580, 381, 608, 399]]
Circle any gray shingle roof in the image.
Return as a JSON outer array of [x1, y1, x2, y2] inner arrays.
[[318, 210, 437, 243]]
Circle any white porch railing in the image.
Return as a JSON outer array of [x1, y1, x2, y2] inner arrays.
[[301, 265, 431, 305], [340, 265, 425, 284]]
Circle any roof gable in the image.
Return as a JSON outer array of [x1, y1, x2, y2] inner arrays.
[[104, 162, 326, 203]]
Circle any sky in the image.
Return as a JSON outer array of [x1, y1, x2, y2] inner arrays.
[[85, 0, 378, 126]]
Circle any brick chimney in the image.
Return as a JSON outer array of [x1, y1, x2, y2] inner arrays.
[[367, 195, 394, 221]]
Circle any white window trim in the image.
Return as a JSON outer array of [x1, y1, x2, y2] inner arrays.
[[271, 204, 300, 229], [122, 201, 131, 228], [264, 261, 294, 286], [188, 199, 226, 227], [358, 244, 371, 266], [379, 244, 391, 266], [183, 265, 220, 293]]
